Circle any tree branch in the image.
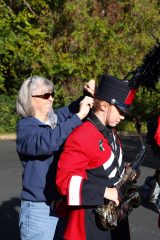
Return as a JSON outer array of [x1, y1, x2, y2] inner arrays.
[[23, 0, 38, 17]]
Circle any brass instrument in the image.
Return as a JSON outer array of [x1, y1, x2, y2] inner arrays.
[[95, 121, 146, 230]]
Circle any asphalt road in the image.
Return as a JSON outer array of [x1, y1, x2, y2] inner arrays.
[[0, 134, 159, 240]]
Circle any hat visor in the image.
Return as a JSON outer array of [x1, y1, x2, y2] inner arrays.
[[115, 104, 131, 116]]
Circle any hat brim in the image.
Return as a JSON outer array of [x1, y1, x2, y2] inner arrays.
[[115, 104, 131, 116]]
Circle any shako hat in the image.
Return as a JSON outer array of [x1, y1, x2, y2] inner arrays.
[[95, 42, 160, 114], [95, 74, 134, 114]]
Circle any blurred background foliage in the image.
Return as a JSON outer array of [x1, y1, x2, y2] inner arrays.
[[0, 0, 160, 133]]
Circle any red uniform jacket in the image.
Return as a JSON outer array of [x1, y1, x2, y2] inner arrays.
[[56, 121, 130, 240]]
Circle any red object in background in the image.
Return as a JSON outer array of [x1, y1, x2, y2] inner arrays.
[[154, 116, 160, 146]]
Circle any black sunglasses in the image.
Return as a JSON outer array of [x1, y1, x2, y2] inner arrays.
[[32, 92, 54, 99]]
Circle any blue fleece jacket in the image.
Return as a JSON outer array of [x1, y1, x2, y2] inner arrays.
[[16, 105, 82, 203]]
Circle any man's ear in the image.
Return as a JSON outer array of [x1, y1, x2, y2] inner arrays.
[[100, 101, 109, 111]]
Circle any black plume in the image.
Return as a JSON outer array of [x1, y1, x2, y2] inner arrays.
[[124, 43, 160, 91]]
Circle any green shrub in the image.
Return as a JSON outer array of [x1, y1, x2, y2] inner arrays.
[[0, 94, 19, 133], [117, 120, 147, 133]]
